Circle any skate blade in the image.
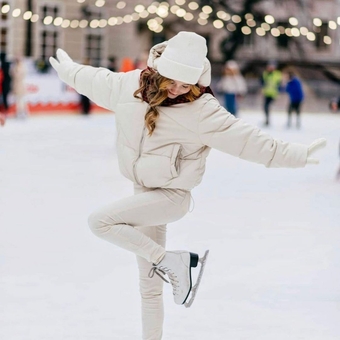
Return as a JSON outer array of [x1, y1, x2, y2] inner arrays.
[[184, 250, 209, 308]]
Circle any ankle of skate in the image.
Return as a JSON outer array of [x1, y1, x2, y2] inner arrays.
[[148, 250, 209, 307]]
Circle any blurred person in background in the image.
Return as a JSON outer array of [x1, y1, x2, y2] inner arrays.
[[80, 93, 92, 115], [285, 70, 304, 129], [11, 57, 29, 119], [261, 61, 282, 126], [119, 57, 135, 72], [0, 60, 6, 126], [0, 111, 5, 126], [216, 60, 247, 117], [79, 58, 92, 115], [329, 96, 340, 112], [0, 53, 11, 114], [50, 31, 326, 340], [0, 61, 4, 111], [107, 56, 117, 72], [310, 94, 339, 180], [336, 139, 340, 180], [135, 51, 149, 70]]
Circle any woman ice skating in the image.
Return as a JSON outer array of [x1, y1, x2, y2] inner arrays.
[[49, 31, 326, 340]]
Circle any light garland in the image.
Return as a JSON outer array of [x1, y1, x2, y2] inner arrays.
[[0, 1, 338, 45]]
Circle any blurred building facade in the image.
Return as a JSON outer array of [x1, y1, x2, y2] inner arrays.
[[1, 0, 340, 69]]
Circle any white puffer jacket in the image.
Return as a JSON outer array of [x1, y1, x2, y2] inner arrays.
[[53, 50, 308, 191]]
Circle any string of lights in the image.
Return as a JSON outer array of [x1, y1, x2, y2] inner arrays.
[[0, 1, 337, 45]]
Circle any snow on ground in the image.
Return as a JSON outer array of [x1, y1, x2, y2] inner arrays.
[[0, 110, 339, 340]]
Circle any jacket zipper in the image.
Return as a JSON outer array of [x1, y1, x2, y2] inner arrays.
[[133, 125, 147, 185]]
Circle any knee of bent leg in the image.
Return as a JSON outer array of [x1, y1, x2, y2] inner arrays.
[[88, 210, 110, 236]]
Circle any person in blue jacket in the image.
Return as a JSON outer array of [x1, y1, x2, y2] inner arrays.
[[285, 70, 304, 128]]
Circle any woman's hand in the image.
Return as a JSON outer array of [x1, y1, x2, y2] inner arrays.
[[306, 138, 327, 164], [49, 49, 73, 73]]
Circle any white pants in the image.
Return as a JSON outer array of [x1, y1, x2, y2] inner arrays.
[[88, 184, 191, 340], [15, 95, 28, 117]]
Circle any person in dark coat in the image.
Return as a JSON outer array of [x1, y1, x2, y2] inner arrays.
[[79, 58, 92, 115], [0, 53, 11, 113], [285, 70, 304, 128]]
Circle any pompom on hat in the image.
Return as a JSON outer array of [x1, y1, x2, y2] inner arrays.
[[147, 31, 211, 86]]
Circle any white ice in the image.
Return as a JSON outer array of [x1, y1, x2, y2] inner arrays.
[[0, 110, 339, 340]]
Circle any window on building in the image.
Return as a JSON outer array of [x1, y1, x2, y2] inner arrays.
[[83, 6, 104, 66], [85, 34, 102, 67], [41, 4, 58, 20], [41, 31, 58, 60], [81, 5, 102, 21], [39, 4, 59, 60], [1, 2, 8, 21], [314, 23, 329, 49], [276, 22, 291, 49], [241, 33, 254, 47], [0, 28, 7, 52], [0, 2, 8, 53]]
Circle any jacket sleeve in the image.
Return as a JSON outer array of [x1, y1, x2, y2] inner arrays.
[[55, 61, 133, 111], [198, 98, 308, 168]]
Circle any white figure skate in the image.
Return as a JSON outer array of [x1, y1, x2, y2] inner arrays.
[[149, 250, 209, 308]]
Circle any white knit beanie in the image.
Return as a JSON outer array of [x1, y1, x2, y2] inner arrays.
[[156, 31, 208, 85]]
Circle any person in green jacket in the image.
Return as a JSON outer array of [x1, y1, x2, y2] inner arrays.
[[261, 61, 282, 126]]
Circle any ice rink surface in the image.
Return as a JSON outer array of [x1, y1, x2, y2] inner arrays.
[[0, 110, 339, 340]]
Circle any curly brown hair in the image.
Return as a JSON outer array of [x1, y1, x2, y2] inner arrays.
[[134, 68, 201, 135]]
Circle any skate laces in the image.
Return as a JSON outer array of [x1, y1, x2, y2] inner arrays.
[[148, 266, 180, 294], [148, 267, 169, 283]]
